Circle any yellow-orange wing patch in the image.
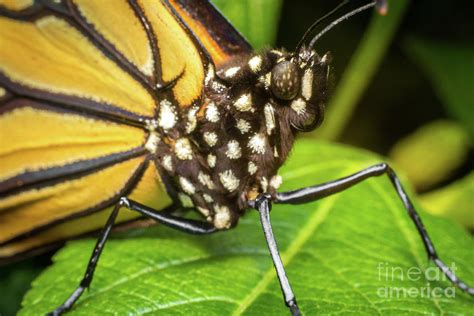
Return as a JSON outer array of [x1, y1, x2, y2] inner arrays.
[[0, 162, 172, 258], [134, 0, 207, 107], [0, 0, 244, 260], [0, 0, 205, 259]]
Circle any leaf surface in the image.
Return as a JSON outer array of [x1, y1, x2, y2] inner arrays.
[[420, 172, 474, 230], [20, 140, 473, 315]]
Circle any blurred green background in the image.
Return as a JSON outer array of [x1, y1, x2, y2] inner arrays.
[[1, 0, 472, 314]]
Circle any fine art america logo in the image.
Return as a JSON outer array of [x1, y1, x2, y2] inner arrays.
[[377, 262, 457, 298]]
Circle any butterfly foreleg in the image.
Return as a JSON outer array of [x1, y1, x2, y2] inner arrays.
[[48, 197, 218, 316], [252, 194, 302, 316]]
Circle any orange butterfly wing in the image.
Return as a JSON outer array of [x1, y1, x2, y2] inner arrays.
[[0, 0, 251, 261]]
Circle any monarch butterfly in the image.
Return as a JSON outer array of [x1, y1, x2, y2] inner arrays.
[[0, 0, 472, 315]]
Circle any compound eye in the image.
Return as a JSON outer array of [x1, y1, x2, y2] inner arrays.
[[270, 61, 300, 100]]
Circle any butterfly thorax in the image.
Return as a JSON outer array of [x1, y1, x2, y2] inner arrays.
[[155, 48, 331, 229]]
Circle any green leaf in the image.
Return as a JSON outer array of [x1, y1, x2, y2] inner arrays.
[[420, 172, 474, 229], [20, 140, 473, 315], [404, 37, 474, 138], [211, 0, 283, 49], [315, 0, 409, 140], [388, 120, 471, 191]]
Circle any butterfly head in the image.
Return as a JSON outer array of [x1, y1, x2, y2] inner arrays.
[[268, 47, 331, 132]]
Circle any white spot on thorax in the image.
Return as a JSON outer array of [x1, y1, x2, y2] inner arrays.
[[207, 154, 216, 168], [158, 99, 176, 130], [264, 103, 276, 135], [175, 138, 193, 160], [213, 204, 231, 229], [145, 132, 159, 153], [203, 193, 214, 203], [236, 119, 251, 134], [248, 133, 267, 154], [226, 140, 242, 159], [224, 66, 241, 78], [302, 69, 314, 100], [271, 49, 283, 56], [197, 206, 211, 217], [205, 63, 215, 85], [259, 72, 271, 89], [291, 98, 306, 115], [248, 161, 257, 175], [248, 55, 263, 73], [203, 131, 218, 147], [186, 106, 199, 133], [212, 81, 226, 93], [179, 177, 195, 195], [145, 119, 158, 131], [234, 93, 253, 112], [162, 155, 173, 172], [270, 175, 283, 190], [260, 177, 269, 192], [205, 102, 220, 122], [198, 171, 215, 190], [219, 170, 240, 192]]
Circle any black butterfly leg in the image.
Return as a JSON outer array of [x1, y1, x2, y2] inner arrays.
[[253, 194, 302, 316], [48, 197, 217, 316], [274, 162, 474, 296]]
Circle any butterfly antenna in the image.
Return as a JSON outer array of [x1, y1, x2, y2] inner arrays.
[[295, 0, 349, 55], [308, 0, 388, 50]]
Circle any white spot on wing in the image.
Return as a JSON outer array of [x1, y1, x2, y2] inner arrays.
[[158, 99, 176, 130], [175, 138, 193, 160], [248, 133, 266, 154], [226, 140, 242, 159], [203, 131, 218, 147], [219, 170, 240, 192]]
